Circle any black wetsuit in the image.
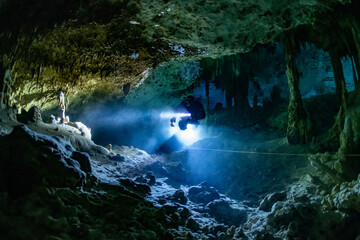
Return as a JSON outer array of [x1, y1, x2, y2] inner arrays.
[[171, 96, 206, 130]]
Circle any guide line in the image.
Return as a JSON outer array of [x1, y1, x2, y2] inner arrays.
[[188, 147, 360, 157]]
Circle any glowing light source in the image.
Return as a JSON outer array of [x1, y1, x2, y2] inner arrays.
[[160, 112, 191, 118], [177, 124, 199, 145], [169, 124, 179, 136]]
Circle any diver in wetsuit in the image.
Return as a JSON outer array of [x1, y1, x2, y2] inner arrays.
[[170, 96, 206, 130]]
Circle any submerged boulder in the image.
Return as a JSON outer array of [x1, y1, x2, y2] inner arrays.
[[186, 217, 200, 231], [259, 191, 287, 212], [188, 182, 220, 204], [169, 189, 188, 205], [146, 171, 156, 186], [0, 125, 90, 198], [331, 175, 360, 212], [248, 200, 360, 240], [206, 199, 247, 226], [145, 161, 168, 176], [119, 178, 151, 197], [108, 153, 125, 162], [164, 162, 187, 182]]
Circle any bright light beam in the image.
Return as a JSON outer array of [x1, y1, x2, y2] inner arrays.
[[177, 124, 200, 145], [169, 124, 180, 136], [160, 112, 191, 118]]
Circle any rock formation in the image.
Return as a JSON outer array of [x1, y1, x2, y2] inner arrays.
[[1, 0, 360, 239]]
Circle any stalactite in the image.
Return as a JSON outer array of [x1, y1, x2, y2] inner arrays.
[[205, 76, 209, 111], [234, 74, 250, 111], [283, 32, 312, 144], [221, 55, 235, 109], [201, 57, 212, 112], [203, 49, 264, 112], [227, 54, 251, 112], [225, 83, 233, 109], [232, 56, 240, 110], [351, 56, 358, 87], [353, 54, 360, 87], [350, 18, 360, 86], [329, 51, 348, 112]]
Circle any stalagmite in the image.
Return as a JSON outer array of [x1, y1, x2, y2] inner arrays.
[[283, 33, 312, 144], [329, 51, 360, 180], [329, 50, 348, 147], [234, 74, 250, 111], [1, 69, 15, 108], [225, 86, 233, 109]]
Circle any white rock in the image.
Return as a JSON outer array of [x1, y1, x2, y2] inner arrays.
[[66, 122, 92, 140]]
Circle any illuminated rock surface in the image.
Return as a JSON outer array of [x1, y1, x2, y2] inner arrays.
[[2, 0, 360, 239]]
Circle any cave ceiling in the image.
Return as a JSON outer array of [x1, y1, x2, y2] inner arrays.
[[138, 0, 350, 55], [0, 0, 354, 111]]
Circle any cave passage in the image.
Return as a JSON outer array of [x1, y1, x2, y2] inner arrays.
[[57, 42, 347, 204], [2, 1, 360, 239]]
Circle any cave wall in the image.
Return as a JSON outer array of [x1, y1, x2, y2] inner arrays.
[[125, 60, 201, 109], [0, 0, 352, 113], [0, 0, 179, 112], [1, 0, 360, 160]]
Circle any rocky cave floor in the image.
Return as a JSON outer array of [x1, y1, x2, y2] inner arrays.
[[1, 100, 360, 240]]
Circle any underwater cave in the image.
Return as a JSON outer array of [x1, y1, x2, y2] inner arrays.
[[2, 0, 360, 239]]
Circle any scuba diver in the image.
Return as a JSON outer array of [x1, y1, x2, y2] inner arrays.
[[170, 95, 206, 130]]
